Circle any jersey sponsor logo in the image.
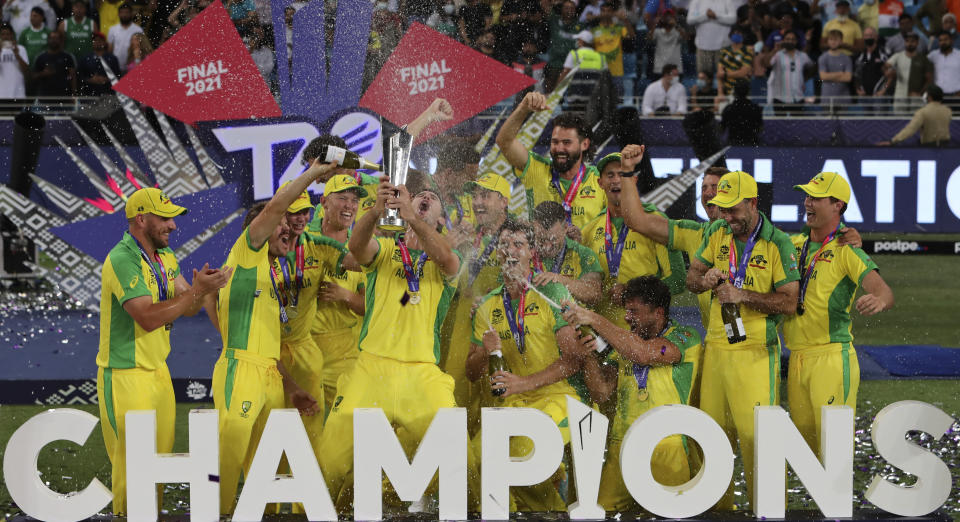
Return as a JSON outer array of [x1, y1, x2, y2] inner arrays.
[[719, 244, 730, 257], [748, 254, 768, 269], [578, 186, 598, 199], [818, 249, 834, 262], [561, 264, 575, 277], [392, 248, 403, 262], [491, 308, 504, 325], [593, 228, 604, 241], [240, 400, 252, 418], [129, 275, 139, 289], [524, 302, 540, 316]]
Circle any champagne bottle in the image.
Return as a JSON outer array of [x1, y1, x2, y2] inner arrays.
[[489, 349, 509, 397], [717, 280, 747, 343], [319, 144, 382, 171], [579, 325, 613, 358]]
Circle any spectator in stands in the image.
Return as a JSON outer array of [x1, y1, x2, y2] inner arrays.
[[822, 0, 864, 55], [580, 0, 601, 24], [943, 14, 960, 49], [771, 0, 814, 31], [691, 69, 719, 112], [858, 0, 880, 31], [98, 0, 124, 36], [59, 0, 97, 60], [16, 7, 48, 65], [721, 79, 763, 145], [878, 84, 952, 145], [682, 84, 723, 160], [523, 4, 550, 54], [593, 1, 633, 93], [560, 29, 605, 80], [513, 35, 546, 92], [854, 26, 892, 106], [886, 13, 929, 55], [642, 0, 674, 30], [649, 9, 684, 81], [32, 30, 75, 95], [915, 0, 948, 37], [876, 0, 906, 38], [545, 0, 583, 92], [77, 31, 119, 96], [107, 3, 142, 73], [426, 0, 460, 39], [642, 63, 687, 115], [125, 32, 151, 72], [734, 1, 765, 47], [166, 0, 201, 39], [0, 23, 28, 99], [928, 30, 960, 94], [766, 30, 813, 116], [458, 0, 493, 48], [885, 32, 934, 112], [2, 0, 55, 36], [820, 29, 854, 108], [475, 29, 498, 60], [226, 0, 256, 34], [717, 26, 754, 102], [688, 0, 737, 78], [766, 13, 807, 53]]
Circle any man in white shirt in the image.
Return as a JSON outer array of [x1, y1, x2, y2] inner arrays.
[[928, 30, 960, 95], [106, 3, 142, 73], [687, 0, 737, 77], [1, 0, 55, 36], [642, 63, 688, 115], [0, 24, 28, 98]]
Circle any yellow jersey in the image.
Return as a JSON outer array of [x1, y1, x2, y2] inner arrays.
[[518, 151, 607, 230], [694, 213, 800, 349], [446, 193, 476, 229], [472, 282, 579, 399], [311, 232, 366, 335], [609, 319, 702, 440], [783, 229, 878, 350], [667, 218, 714, 329], [97, 232, 180, 370], [357, 237, 460, 364], [217, 228, 284, 360], [538, 237, 604, 280], [592, 24, 629, 76], [581, 209, 686, 329], [271, 232, 346, 343]]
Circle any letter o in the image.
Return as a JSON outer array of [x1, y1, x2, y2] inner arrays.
[[620, 405, 734, 519]]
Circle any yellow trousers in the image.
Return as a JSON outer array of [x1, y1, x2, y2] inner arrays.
[[97, 364, 175, 515], [280, 338, 325, 454], [212, 349, 284, 515], [699, 342, 780, 511], [787, 342, 859, 456], [312, 327, 358, 414], [598, 435, 691, 512]]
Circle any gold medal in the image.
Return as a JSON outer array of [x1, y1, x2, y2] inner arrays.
[[637, 389, 649, 402], [409, 292, 421, 305], [286, 304, 299, 320]]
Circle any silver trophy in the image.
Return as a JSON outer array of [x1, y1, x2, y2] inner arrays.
[[377, 125, 414, 232]]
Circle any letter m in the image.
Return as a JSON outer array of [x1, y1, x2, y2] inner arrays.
[[270, 0, 373, 123], [353, 408, 468, 520]]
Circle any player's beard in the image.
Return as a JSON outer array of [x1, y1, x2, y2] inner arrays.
[[551, 147, 582, 173]]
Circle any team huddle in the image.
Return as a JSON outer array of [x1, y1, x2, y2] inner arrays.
[[95, 94, 894, 517]]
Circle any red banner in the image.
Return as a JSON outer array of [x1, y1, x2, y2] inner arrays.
[[112, 1, 280, 124], [359, 23, 535, 142]]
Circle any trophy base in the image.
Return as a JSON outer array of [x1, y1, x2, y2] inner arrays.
[[377, 217, 406, 232]]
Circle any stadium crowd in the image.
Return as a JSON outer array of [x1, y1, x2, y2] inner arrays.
[[2, 0, 960, 114], [98, 95, 895, 517]]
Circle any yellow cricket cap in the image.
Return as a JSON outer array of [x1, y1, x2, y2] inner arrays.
[[709, 171, 758, 208], [793, 172, 850, 203], [324, 174, 369, 198], [278, 181, 313, 213], [465, 172, 511, 201], [124, 188, 187, 219]]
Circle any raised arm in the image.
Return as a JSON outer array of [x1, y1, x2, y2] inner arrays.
[[348, 181, 388, 266], [615, 145, 671, 245], [495, 91, 550, 169], [405, 97, 454, 141], [249, 161, 337, 249]]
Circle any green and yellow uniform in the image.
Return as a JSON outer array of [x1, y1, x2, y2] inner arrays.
[[471, 282, 578, 511], [598, 319, 702, 511], [212, 228, 286, 514], [517, 151, 606, 230], [309, 172, 379, 229], [97, 231, 180, 515], [538, 236, 604, 280], [783, 227, 877, 455], [667, 218, 713, 328], [445, 193, 476, 229], [308, 229, 366, 414], [718, 45, 754, 93], [694, 213, 799, 506], [593, 24, 629, 76], [318, 236, 460, 507], [272, 232, 346, 454], [581, 208, 686, 331], [64, 16, 95, 58], [17, 25, 49, 64]]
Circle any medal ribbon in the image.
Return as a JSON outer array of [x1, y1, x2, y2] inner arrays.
[[268, 266, 289, 324], [727, 217, 764, 289], [532, 240, 567, 274], [604, 212, 628, 279], [132, 236, 168, 301], [398, 235, 428, 296], [631, 323, 671, 390], [797, 224, 841, 309], [551, 163, 585, 223], [502, 277, 530, 354], [468, 236, 498, 287]]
